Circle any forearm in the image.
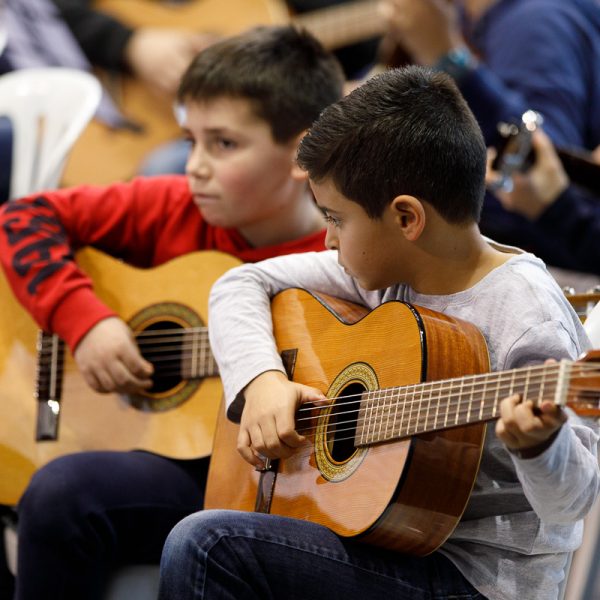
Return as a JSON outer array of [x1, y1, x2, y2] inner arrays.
[[0, 196, 114, 347], [208, 251, 365, 420], [0, 180, 168, 347]]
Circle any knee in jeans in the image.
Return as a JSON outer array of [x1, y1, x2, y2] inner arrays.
[[163, 510, 233, 556]]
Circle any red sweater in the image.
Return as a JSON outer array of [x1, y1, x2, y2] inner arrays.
[[0, 176, 325, 349]]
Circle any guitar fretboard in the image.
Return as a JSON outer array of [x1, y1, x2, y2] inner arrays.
[[355, 361, 578, 446]]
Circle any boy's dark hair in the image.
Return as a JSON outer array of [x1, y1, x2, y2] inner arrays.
[[297, 66, 487, 223], [178, 26, 344, 143]]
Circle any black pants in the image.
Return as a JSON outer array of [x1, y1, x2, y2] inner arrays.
[[15, 451, 208, 600]]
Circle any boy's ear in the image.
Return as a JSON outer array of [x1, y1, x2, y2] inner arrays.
[[390, 195, 426, 241], [289, 131, 309, 181], [291, 161, 309, 181]]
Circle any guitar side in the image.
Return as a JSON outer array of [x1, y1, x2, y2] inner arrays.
[[205, 289, 489, 555], [0, 248, 240, 505]]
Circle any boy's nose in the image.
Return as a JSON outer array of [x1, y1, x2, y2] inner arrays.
[[186, 148, 211, 179], [324, 227, 338, 250]]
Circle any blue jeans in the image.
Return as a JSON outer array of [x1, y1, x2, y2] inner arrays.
[[16, 451, 208, 600], [159, 510, 486, 600]]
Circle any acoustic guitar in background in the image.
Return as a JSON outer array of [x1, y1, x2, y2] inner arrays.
[[490, 109, 600, 197], [0, 247, 240, 506], [205, 288, 600, 556], [62, 0, 386, 187]]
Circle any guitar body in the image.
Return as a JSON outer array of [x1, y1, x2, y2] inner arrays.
[[206, 288, 490, 555], [63, 0, 288, 186], [0, 247, 241, 505]]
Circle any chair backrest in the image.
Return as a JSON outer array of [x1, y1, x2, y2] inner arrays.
[[0, 67, 101, 199]]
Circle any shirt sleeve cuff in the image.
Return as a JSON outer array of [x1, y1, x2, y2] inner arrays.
[[49, 288, 117, 351]]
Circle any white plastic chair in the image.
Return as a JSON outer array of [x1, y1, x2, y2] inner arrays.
[[0, 67, 101, 199]]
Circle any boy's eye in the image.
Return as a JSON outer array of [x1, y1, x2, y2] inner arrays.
[[215, 137, 237, 150], [324, 214, 341, 227]]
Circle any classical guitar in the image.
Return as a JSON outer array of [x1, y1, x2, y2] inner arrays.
[[64, 0, 385, 187], [0, 247, 241, 505], [205, 288, 600, 556]]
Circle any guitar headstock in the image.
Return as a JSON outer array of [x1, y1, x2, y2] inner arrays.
[[567, 351, 600, 417], [489, 110, 542, 193]]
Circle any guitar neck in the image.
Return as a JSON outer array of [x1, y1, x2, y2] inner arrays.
[[292, 0, 384, 51], [356, 360, 594, 446], [557, 147, 600, 197]]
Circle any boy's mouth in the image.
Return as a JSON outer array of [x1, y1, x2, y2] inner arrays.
[[193, 193, 219, 204]]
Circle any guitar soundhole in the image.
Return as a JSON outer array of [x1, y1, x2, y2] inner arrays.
[[328, 382, 364, 463], [138, 320, 184, 394]]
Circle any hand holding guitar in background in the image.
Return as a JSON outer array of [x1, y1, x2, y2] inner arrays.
[[378, 0, 463, 65], [124, 28, 218, 96], [487, 129, 569, 220]]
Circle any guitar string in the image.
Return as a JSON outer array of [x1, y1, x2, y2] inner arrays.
[[34, 353, 597, 378], [34, 354, 600, 389], [290, 365, 600, 430], [35, 362, 600, 428], [33, 357, 600, 395], [263, 382, 600, 455], [289, 387, 598, 446]]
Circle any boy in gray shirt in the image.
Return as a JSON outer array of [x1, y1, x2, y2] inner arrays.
[[159, 67, 599, 600]]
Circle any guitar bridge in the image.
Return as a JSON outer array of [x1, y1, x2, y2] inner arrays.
[[35, 331, 65, 441]]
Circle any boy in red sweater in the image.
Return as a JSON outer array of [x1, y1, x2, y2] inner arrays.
[[0, 26, 343, 599]]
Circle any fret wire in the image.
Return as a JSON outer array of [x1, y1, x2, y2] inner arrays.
[[379, 388, 390, 435], [415, 381, 424, 434], [375, 388, 383, 440], [433, 379, 441, 432], [422, 380, 432, 434], [538, 363, 547, 405], [461, 377, 469, 425], [391, 385, 401, 441], [387, 387, 395, 439], [365, 391, 373, 446]]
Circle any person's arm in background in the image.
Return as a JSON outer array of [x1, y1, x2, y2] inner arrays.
[[379, 0, 598, 148], [0, 179, 190, 392], [488, 129, 600, 275], [53, 0, 214, 95]]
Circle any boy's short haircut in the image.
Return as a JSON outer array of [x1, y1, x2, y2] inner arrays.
[[297, 66, 487, 224], [178, 26, 345, 143]]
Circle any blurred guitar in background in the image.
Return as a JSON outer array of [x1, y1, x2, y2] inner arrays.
[[63, 0, 385, 186]]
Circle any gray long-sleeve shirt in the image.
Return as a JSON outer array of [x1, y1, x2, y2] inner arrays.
[[208, 246, 599, 600]]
